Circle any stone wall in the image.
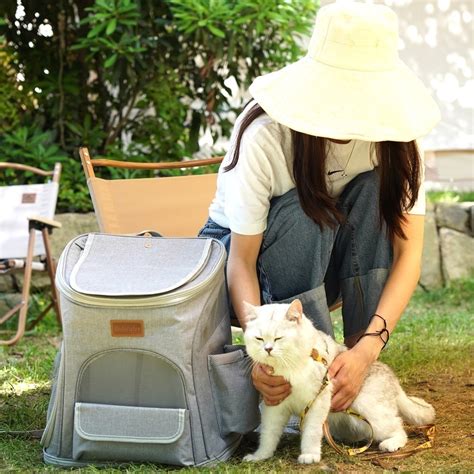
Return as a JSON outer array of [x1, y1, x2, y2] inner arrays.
[[420, 202, 474, 289], [1, 203, 473, 308]]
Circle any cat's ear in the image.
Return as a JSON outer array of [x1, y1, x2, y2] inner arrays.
[[242, 301, 258, 321], [286, 299, 303, 323]]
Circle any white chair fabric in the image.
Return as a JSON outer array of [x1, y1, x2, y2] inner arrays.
[[0, 182, 59, 259]]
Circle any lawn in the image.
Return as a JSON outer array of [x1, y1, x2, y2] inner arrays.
[[1, 278, 473, 473]]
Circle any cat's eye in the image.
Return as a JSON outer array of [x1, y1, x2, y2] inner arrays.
[[255, 337, 264, 341], [274, 337, 283, 341]]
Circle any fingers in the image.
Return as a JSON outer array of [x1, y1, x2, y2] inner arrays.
[[263, 396, 287, 407], [328, 355, 343, 379], [330, 387, 354, 411], [251, 364, 291, 405], [254, 364, 289, 386], [330, 373, 358, 411]]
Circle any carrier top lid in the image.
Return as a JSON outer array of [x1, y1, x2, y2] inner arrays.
[[69, 233, 214, 297]]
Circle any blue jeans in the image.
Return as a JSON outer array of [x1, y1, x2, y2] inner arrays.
[[198, 170, 393, 345]]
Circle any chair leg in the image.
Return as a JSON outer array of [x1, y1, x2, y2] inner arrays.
[[26, 301, 54, 330], [41, 228, 61, 325], [0, 228, 36, 346]]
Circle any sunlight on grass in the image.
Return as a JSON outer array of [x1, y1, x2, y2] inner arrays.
[[1, 278, 473, 472]]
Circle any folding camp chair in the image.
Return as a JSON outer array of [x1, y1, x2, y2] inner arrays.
[[79, 147, 342, 326], [0, 162, 62, 346], [79, 147, 223, 237]]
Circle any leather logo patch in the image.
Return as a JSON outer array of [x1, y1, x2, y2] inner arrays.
[[22, 193, 37, 204], [110, 320, 144, 337]]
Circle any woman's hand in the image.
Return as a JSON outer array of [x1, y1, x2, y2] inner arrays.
[[328, 341, 379, 412], [251, 363, 291, 406]]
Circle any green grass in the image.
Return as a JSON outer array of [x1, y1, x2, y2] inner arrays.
[[426, 190, 474, 203], [1, 279, 473, 472]]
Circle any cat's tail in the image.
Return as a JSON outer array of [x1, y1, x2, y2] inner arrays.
[[397, 391, 435, 425]]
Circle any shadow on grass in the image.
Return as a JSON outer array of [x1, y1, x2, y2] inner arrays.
[[0, 280, 473, 472]]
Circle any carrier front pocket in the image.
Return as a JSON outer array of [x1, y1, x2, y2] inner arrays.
[[72, 403, 193, 465], [73, 349, 194, 465], [208, 345, 260, 436]]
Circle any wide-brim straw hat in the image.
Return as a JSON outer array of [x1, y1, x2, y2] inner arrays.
[[248, 1, 441, 142]]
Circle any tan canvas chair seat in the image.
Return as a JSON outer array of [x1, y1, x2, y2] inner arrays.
[[80, 148, 222, 237]]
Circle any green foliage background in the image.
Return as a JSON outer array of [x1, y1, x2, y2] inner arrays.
[[0, 0, 318, 212]]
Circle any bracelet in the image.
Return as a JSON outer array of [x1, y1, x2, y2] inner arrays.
[[372, 313, 387, 330], [357, 313, 390, 350]]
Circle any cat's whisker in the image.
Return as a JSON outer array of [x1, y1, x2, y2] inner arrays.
[[242, 357, 256, 376]]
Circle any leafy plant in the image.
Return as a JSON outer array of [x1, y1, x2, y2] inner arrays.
[[0, 0, 318, 211], [0, 126, 91, 212]]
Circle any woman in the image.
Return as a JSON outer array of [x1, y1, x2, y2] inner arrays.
[[198, 1, 441, 413]]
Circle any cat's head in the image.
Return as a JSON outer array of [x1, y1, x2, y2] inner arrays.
[[243, 299, 313, 368]]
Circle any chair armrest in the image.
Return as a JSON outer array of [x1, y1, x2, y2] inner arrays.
[[28, 215, 62, 232]]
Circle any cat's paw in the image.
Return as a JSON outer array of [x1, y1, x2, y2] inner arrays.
[[379, 436, 406, 452], [243, 452, 272, 462], [298, 453, 321, 464]]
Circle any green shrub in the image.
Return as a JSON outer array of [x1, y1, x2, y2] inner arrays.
[[0, 0, 317, 212]]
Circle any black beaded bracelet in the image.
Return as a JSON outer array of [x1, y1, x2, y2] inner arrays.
[[357, 313, 390, 350]]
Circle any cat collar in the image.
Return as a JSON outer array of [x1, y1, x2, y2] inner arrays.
[[310, 348, 328, 366]]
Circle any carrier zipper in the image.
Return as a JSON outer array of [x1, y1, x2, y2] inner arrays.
[[55, 235, 226, 308]]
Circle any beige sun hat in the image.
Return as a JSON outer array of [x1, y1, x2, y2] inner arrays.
[[248, 1, 441, 142]]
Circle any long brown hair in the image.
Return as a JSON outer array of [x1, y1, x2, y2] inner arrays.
[[224, 102, 421, 242]]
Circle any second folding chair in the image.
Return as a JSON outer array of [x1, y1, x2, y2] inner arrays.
[[0, 162, 62, 346]]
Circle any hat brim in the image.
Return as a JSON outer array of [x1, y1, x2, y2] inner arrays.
[[248, 56, 441, 142]]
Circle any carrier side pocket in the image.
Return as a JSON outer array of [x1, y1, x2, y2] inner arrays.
[[41, 343, 64, 451], [208, 345, 260, 436]]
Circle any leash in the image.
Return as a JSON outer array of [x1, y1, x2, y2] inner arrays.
[[299, 348, 330, 431], [323, 409, 374, 456], [322, 418, 435, 461], [299, 347, 435, 461]]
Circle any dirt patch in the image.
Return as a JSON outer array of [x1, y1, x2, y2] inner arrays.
[[235, 370, 473, 472], [335, 371, 474, 471]]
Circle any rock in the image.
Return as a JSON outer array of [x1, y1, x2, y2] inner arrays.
[[435, 202, 472, 233], [0, 273, 16, 294], [439, 228, 474, 282], [51, 213, 99, 259], [0, 293, 22, 318], [426, 199, 435, 213], [420, 211, 443, 289]]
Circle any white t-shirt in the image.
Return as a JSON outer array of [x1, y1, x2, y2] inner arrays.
[[209, 102, 426, 235]]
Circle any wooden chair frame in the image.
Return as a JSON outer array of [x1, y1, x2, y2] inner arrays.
[[0, 162, 62, 346], [79, 147, 224, 237]]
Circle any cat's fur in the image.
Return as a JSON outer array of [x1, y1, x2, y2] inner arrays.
[[242, 299, 435, 464]]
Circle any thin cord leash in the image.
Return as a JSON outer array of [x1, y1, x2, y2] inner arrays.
[[300, 346, 435, 462], [299, 349, 330, 431], [322, 419, 435, 462]]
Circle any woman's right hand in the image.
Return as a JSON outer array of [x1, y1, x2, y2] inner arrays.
[[251, 363, 291, 406]]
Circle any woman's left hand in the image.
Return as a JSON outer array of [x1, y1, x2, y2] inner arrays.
[[327, 344, 376, 412]]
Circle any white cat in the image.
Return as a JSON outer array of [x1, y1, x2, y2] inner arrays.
[[243, 299, 435, 464]]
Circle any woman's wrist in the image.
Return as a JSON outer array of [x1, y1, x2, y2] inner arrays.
[[354, 335, 384, 363], [354, 312, 390, 362]]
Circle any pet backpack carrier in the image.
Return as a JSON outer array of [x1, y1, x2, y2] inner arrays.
[[41, 233, 260, 467]]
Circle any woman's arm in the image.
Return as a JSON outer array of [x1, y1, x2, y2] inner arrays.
[[228, 231, 292, 405], [227, 232, 263, 329], [329, 214, 425, 411]]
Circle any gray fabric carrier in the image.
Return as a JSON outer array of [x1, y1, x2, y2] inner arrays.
[[41, 233, 259, 467]]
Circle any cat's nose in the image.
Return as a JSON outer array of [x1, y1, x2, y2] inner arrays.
[[264, 344, 273, 354]]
